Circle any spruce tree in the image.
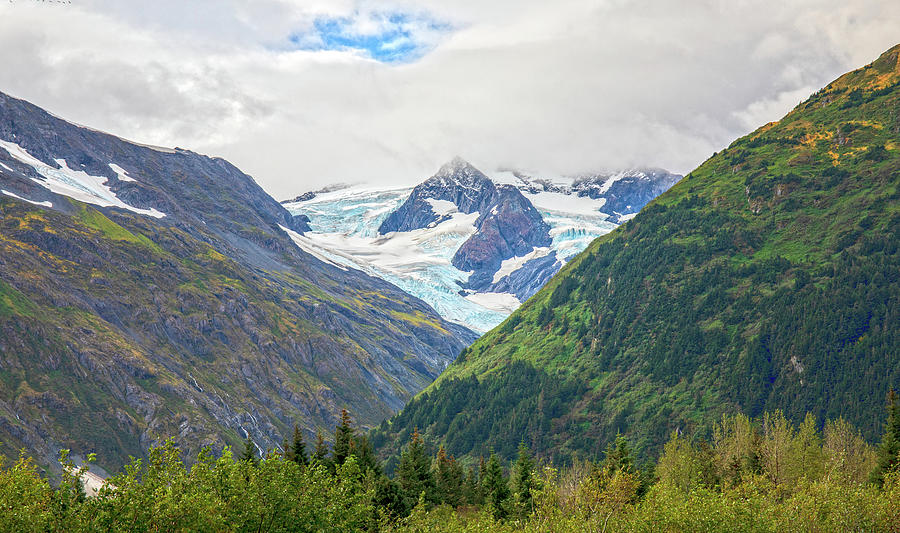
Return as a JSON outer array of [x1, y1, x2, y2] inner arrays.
[[373, 473, 405, 519], [333, 409, 355, 467], [312, 429, 332, 470], [463, 464, 481, 506], [512, 441, 536, 518], [240, 434, 258, 466], [433, 445, 464, 507], [476, 455, 489, 505], [352, 433, 380, 474], [871, 388, 900, 486], [603, 433, 635, 475], [286, 425, 307, 466], [396, 428, 435, 512], [482, 450, 510, 520]]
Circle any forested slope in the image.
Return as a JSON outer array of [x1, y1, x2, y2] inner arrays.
[[373, 44, 900, 465]]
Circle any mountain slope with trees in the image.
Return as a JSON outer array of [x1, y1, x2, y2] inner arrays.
[[372, 43, 900, 465]]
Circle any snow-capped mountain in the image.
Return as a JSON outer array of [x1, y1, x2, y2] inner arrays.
[[494, 167, 683, 223], [380, 158, 552, 296], [283, 159, 681, 332]]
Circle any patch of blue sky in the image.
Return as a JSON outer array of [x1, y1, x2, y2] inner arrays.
[[289, 11, 451, 63]]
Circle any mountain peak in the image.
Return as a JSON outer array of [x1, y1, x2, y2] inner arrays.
[[433, 157, 490, 184], [439, 155, 473, 171]]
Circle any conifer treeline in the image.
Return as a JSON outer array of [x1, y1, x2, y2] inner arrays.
[[1, 398, 900, 531], [258, 409, 540, 520]]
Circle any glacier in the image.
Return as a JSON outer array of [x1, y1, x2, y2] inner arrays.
[[284, 183, 617, 332]]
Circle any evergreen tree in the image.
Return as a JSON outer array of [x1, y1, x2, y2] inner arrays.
[[433, 445, 464, 507], [462, 464, 481, 506], [312, 429, 332, 470], [482, 450, 510, 520], [511, 441, 536, 518], [286, 425, 308, 466], [373, 472, 405, 519], [396, 428, 435, 513], [871, 388, 900, 486], [352, 433, 380, 474], [240, 434, 258, 466], [478, 454, 488, 504], [333, 409, 355, 467], [602, 433, 635, 475], [600, 433, 652, 496]]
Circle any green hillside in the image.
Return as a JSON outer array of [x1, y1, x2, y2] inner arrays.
[[372, 44, 900, 465]]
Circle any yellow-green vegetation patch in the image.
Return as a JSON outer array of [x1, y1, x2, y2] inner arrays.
[[75, 204, 163, 253], [0, 279, 37, 318], [388, 309, 448, 334], [203, 246, 228, 262]]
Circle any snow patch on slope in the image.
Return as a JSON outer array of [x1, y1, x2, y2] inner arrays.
[[0, 140, 165, 218], [464, 292, 521, 313], [1, 189, 52, 207], [493, 247, 551, 283], [597, 170, 636, 194], [108, 163, 136, 182], [425, 198, 457, 217]]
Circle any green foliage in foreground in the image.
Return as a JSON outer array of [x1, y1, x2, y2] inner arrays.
[[2, 408, 900, 531], [390, 410, 900, 533], [0, 443, 375, 533]]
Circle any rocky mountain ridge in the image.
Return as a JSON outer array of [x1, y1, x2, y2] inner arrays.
[[0, 90, 476, 473], [379, 158, 553, 293], [502, 167, 682, 223]]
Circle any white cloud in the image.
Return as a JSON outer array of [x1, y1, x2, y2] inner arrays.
[[0, 0, 897, 199]]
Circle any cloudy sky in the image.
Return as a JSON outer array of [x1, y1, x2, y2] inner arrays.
[[0, 0, 897, 198]]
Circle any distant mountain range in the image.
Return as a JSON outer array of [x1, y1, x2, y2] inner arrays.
[[0, 91, 475, 473], [283, 159, 680, 331], [372, 44, 900, 465]]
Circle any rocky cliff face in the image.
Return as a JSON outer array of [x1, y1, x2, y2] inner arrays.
[[0, 91, 476, 473], [451, 184, 552, 289], [378, 158, 500, 233], [571, 169, 682, 222]]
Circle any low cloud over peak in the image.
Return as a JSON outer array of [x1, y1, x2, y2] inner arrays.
[[0, 0, 897, 198]]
